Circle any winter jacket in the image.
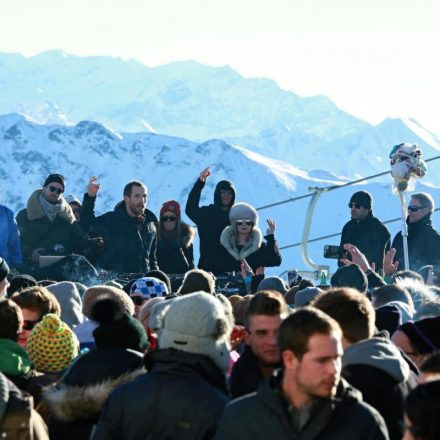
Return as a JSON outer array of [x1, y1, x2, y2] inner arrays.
[[16, 190, 97, 266], [93, 348, 229, 440], [215, 373, 389, 440], [220, 227, 282, 272], [43, 348, 145, 440], [392, 214, 440, 270], [0, 372, 49, 440], [340, 213, 390, 272], [156, 221, 195, 274], [342, 337, 418, 440], [0, 204, 22, 268], [185, 179, 236, 274], [89, 201, 158, 274], [79, 193, 97, 233]]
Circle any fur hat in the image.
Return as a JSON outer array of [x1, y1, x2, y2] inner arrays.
[[331, 264, 368, 293], [229, 202, 258, 225], [43, 174, 65, 191], [160, 200, 181, 219], [91, 298, 149, 352], [398, 316, 440, 354], [350, 191, 372, 210], [82, 285, 135, 318], [130, 277, 169, 299], [257, 276, 289, 294], [64, 194, 82, 206], [0, 258, 9, 283], [26, 314, 78, 373], [155, 292, 232, 372], [46, 281, 84, 328]]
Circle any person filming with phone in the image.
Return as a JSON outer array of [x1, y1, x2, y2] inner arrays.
[[339, 191, 390, 273]]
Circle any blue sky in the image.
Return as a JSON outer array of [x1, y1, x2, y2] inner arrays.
[[2, 0, 440, 133]]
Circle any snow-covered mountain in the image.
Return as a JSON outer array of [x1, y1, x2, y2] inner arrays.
[[2, 114, 440, 277]]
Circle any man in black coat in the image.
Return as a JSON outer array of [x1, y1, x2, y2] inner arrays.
[[93, 292, 231, 440], [392, 192, 440, 271], [215, 308, 388, 440], [340, 191, 390, 273], [89, 181, 158, 274], [312, 288, 417, 440], [185, 167, 236, 274]]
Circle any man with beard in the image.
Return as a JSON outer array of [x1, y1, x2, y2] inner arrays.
[[185, 167, 236, 274], [229, 291, 289, 398], [90, 181, 158, 274], [392, 192, 440, 271], [340, 191, 390, 273], [215, 308, 389, 440]]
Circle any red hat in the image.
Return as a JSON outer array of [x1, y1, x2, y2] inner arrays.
[[160, 200, 181, 218]]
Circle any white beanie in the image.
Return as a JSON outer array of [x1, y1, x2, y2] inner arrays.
[[229, 202, 258, 225], [155, 292, 232, 373]]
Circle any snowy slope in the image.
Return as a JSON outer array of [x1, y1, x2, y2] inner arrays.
[[2, 114, 440, 278]]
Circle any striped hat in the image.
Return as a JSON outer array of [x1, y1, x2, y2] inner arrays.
[[130, 277, 169, 299], [25, 314, 78, 373]]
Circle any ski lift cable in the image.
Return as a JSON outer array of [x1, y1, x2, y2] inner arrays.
[[279, 207, 440, 250], [256, 154, 440, 212]]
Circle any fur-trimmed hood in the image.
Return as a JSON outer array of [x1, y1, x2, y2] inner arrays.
[[156, 221, 195, 248], [26, 189, 75, 223], [43, 367, 145, 422], [220, 226, 262, 261]]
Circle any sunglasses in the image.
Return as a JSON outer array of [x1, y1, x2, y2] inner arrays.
[[130, 295, 146, 305], [72, 208, 81, 214], [48, 185, 63, 194], [348, 202, 362, 209], [22, 319, 41, 331], [220, 189, 232, 195], [408, 205, 427, 212], [162, 215, 177, 222], [236, 219, 253, 226]]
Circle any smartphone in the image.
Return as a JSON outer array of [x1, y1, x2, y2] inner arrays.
[[323, 245, 348, 259]]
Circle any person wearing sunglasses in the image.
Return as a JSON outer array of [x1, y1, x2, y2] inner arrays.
[[16, 174, 102, 277], [220, 202, 281, 275], [391, 192, 440, 271], [340, 191, 391, 273], [155, 200, 195, 276]]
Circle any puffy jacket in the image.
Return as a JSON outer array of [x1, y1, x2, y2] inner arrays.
[[93, 348, 229, 440], [0, 204, 22, 267]]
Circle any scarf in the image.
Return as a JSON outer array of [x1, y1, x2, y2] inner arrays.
[[39, 193, 63, 222]]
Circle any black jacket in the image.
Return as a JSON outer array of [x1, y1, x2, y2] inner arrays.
[[342, 337, 418, 440], [340, 213, 390, 272], [215, 373, 389, 440], [185, 179, 236, 274], [156, 221, 195, 274], [220, 226, 281, 272], [392, 214, 440, 270], [93, 349, 229, 440], [44, 348, 145, 440], [89, 202, 158, 274]]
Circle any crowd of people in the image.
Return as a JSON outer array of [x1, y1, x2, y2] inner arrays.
[[0, 169, 439, 439]]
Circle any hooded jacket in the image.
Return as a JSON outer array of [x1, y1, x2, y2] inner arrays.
[[392, 214, 440, 270], [215, 373, 389, 440], [16, 190, 96, 265], [340, 212, 390, 272], [93, 348, 229, 440], [0, 204, 22, 268], [185, 179, 236, 274], [342, 337, 418, 440], [90, 201, 158, 274]]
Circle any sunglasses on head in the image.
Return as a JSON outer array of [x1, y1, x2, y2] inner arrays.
[[130, 295, 147, 305], [236, 219, 253, 226], [162, 215, 177, 222], [48, 185, 63, 194], [408, 205, 427, 212], [348, 202, 362, 209], [22, 319, 41, 331]]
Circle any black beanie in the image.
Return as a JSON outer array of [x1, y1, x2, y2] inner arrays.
[[350, 191, 372, 210], [91, 297, 149, 352], [43, 174, 65, 191], [331, 264, 368, 293], [375, 304, 402, 336], [8, 274, 38, 296], [0, 258, 9, 282], [399, 316, 440, 354]]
